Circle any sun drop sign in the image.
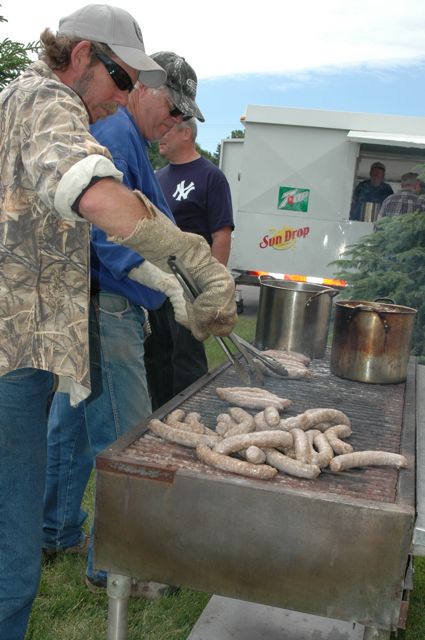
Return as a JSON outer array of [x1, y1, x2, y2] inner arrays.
[[259, 225, 310, 250], [278, 186, 310, 212]]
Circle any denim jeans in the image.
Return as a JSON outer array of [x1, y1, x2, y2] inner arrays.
[[43, 292, 152, 581], [0, 368, 54, 640]]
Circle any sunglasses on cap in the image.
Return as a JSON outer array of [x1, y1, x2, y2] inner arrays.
[[169, 104, 191, 121], [94, 51, 134, 93]]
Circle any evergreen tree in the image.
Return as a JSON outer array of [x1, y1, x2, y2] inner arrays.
[[148, 140, 219, 170], [332, 210, 425, 358], [0, 11, 37, 89]]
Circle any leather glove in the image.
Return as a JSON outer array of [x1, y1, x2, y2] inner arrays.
[[110, 190, 237, 340], [129, 261, 189, 328]]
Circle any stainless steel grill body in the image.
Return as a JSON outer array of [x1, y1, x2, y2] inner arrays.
[[95, 356, 416, 633]]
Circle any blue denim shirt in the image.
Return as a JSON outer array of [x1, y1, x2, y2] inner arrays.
[[90, 108, 175, 309]]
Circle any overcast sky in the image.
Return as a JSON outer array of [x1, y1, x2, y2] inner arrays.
[[2, 0, 425, 150]]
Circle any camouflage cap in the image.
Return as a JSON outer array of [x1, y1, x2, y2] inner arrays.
[[151, 51, 205, 122]]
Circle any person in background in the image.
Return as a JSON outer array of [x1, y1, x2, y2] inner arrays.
[[0, 5, 237, 635], [152, 110, 234, 401], [350, 161, 393, 221], [377, 172, 425, 219], [43, 51, 205, 598]]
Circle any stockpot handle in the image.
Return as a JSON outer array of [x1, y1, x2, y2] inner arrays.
[[346, 307, 390, 333], [374, 297, 396, 304], [305, 288, 339, 307], [258, 274, 277, 285]]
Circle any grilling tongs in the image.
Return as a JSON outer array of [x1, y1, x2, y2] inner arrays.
[[167, 256, 288, 385]]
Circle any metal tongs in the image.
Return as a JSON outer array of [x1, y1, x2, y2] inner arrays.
[[167, 256, 289, 385]]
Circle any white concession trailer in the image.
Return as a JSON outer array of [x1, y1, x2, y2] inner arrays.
[[221, 106, 425, 288]]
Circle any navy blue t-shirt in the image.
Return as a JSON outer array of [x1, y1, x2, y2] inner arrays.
[[156, 157, 234, 245]]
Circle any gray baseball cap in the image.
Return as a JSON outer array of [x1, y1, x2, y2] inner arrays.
[[58, 4, 166, 87], [151, 51, 205, 122]]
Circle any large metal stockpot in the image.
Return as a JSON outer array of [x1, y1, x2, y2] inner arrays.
[[254, 277, 338, 358], [330, 299, 417, 384]]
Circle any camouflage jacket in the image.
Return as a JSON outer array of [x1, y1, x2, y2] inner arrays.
[[0, 61, 121, 403]]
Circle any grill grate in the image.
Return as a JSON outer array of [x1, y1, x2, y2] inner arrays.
[[116, 352, 410, 505]]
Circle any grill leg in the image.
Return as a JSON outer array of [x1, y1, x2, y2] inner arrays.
[[363, 627, 391, 640], [106, 573, 131, 640]]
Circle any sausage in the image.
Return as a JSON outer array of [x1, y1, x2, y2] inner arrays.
[[252, 358, 313, 380], [264, 448, 321, 479], [264, 406, 281, 427], [310, 422, 333, 432], [225, 420, 256, 437], [215, 387, 292, 411], [330, 451, 408, 472], [196, 443, 278, 480], [312, 432, 334, 468], [214, 430, 293, 456], [304, 408, 351, 427], [223, 393, 285, 410], [324, 424, 353, 455], [185, 412, 203, 424], [292, 428, 311, 464], [225, 407, 256, 436], [279, 414, 310, 431], [216, 421, 232, 436], [305, 429, 321, 466], [228, 407, 255, 424], [324, 424, 352, 438], [217, 413, 234, 424], [165, 409, 186, 425], [148, 419, 221, 448], [255, 410, 291, 431], [242, 446, 267, 464], [254, 411, 271, 431], [172, 420, 206, 434], [262, 349, 311, 367]]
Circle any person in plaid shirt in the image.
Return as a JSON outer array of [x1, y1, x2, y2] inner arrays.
[[377, 172, 425, 219]]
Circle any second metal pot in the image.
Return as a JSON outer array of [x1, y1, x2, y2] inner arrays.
[[330, 299, 417, 384]]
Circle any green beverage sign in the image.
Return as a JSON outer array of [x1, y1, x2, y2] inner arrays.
[[278, 186, 310, 212]]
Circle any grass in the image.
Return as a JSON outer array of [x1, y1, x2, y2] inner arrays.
[[26, 315, 424, 639]]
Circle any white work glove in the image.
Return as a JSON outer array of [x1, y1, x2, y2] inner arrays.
[[129, 261, 189, 328], [110, 190, 237, 341]]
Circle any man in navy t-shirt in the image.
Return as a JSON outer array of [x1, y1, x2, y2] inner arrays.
[[156, 117, 234, 393]]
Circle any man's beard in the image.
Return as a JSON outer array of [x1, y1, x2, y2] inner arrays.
[[72, 68, 117, 122]]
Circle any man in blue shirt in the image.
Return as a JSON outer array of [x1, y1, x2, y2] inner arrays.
[[43, 51, 205, 597]]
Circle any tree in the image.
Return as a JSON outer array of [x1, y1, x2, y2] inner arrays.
[[0, 11, 38, 89], [213, 128, 245, 164], [148, 140, 219, 170], [332, 210, 425, 358]]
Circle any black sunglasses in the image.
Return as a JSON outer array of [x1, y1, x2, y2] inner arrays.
[[169, 104, 183, 117], [169, 104, 191, 121], [94, 51, 134, 93]]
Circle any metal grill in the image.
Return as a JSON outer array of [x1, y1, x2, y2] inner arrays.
[[95, 353, 416, 637], [109, 352, 413, 505]]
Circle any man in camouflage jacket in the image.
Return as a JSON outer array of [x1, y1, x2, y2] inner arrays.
[[0, 5, 236, 637]]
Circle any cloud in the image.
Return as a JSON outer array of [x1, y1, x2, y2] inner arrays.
[[1, 0, 425, 79]]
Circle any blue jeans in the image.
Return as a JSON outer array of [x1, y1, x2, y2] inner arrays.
[[43, 292, 152, 581], [0, 368, 54, 640]]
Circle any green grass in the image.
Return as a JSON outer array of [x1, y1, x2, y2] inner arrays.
[[26, 315, 424, 639]]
